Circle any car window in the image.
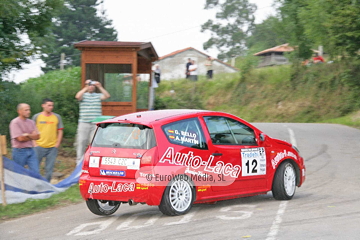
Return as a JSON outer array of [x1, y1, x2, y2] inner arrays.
[[92, 123, 156, 149], [204, 116, 257, 145], [162, 118, 207, 149]]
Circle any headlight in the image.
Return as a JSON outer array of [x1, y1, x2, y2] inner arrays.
[[292, 145, 300, 153]]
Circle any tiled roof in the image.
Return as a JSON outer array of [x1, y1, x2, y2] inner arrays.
[[74, 40, 147, 48], [254, 43, 294, 56]]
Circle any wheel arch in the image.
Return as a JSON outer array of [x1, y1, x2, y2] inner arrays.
[[273, 158, 301, 186]]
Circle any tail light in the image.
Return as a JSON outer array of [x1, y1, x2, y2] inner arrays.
[[82, 152, 90, 171], [141, 147, 158, 166]]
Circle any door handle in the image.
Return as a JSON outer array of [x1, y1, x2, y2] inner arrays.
[[212, 153, 223, 156]]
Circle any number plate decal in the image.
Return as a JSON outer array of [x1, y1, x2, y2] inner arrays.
[[101, 157, 140, 170]]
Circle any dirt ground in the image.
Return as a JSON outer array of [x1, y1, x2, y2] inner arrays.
[[48, 148, 77, 184]]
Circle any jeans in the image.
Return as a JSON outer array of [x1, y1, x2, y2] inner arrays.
[[34, 147, 58, 182], [76, 122, 97, 164], [12, 148, 39, 174]]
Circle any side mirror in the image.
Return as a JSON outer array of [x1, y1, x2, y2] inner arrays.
[[259, 133, 266, 142]]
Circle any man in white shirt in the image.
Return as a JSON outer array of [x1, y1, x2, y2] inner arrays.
[[188, 60, 198, 81]]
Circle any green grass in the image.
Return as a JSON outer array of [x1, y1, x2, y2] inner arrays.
[[0, 184, 83, 221]]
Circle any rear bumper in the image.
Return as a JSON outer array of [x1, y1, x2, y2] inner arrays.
[[79, 173, 164, 205]]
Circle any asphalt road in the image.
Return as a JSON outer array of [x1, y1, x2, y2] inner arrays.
[[1, 123, 360, 240]]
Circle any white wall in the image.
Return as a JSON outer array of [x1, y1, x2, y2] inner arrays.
[[156, 49, 238, 80]]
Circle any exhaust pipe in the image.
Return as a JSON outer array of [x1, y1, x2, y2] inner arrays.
[[128, 199, 138, 206]]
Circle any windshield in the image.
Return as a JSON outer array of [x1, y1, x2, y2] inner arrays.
[[92, 122, 156, 149]]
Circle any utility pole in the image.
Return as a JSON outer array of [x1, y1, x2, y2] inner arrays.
[[60, 53, 65, 70]]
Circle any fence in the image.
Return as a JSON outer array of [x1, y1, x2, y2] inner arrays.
[[0, 135, 7, 206]]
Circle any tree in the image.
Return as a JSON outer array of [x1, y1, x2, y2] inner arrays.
[[298, 0, 360, 58], [0, 0, 63, 78], [201, 0, 257, 60], [41, 0, 118, 72], [276, 0, 313, 60], [247, 16, 289, 51]]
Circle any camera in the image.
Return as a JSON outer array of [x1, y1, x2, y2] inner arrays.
[[88, 80, 96, 85]]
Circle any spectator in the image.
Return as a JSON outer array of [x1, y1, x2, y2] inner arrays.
[[153, 64, 161, 84], [32, 98, 64, 182], [188, 60, 198, 81], [205, 56, 214, 79], [9, 103, 40, 174], [75, 80, 110, 164], [185, 58, 192, 78]]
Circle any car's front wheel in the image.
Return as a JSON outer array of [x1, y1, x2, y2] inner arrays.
[[86, 199, 121, 215], [272, 161, 297, 200], [159, 175, 195, 216]]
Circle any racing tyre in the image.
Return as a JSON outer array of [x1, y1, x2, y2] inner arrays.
[[272, 161, 297, 200], [159, 176, 195, 216], [86, 199, 121, 215]]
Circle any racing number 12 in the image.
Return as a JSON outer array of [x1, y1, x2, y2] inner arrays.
[[245, 159, 258, 174]]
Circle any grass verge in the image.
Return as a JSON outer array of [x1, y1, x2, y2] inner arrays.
[[0, 184, 83, 221]]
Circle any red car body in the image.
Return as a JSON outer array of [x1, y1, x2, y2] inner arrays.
[[79, 109, 305, 216]]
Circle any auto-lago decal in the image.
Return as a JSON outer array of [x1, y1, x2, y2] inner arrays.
[[88, 182, 135, 193], [271, 150, 298, 169], [159, 147, 241, 178]]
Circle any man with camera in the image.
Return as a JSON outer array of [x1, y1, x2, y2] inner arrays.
[[75, 79, 110, 164]]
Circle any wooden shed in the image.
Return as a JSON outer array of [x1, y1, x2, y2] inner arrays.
[[254, 43, 294, 68], [74, 40, 158, 116]]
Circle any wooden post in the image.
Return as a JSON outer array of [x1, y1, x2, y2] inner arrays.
[[0, 135, 7, 206]]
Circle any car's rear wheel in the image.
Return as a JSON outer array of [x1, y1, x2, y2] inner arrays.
[[272, 161, 297, 200], [86, 199, 121, 215], [159, 176, 195, 216]]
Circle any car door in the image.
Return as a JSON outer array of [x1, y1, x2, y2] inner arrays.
[[202, 115, 268, 193]]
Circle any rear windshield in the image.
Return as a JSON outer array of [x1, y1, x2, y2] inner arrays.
[[91, 122, 156, 149]]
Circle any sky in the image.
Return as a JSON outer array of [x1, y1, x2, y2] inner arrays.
[[5, 0, 275, 84]]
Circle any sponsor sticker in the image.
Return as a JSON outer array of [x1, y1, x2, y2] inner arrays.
[[100, 169, 126, 177]]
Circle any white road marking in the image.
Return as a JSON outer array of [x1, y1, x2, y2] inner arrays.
[[165, 207, 199, 225], [287, 128, 297, 147], [66, 217, 117, 236], [116, 211, 161, 230], [216, 204, 256, 220], [266, 201, 288, 240]]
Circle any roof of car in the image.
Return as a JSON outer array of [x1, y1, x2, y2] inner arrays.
[[100, 109, 212, 125]]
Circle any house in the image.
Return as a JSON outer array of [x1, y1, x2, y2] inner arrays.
[[155, 47, 239, 80], [254, 43, 294, 67]]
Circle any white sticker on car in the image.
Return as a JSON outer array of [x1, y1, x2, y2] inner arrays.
[[89, 156, 100, 168], [241, 148, 266, 176]]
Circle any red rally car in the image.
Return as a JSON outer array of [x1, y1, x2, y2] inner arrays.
[[79, 109, 305, 216]]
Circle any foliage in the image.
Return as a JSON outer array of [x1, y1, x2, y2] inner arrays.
[[247, 16, 289, 51], [326, 0, 360, 58], [0, 0, 63, 76], [41, 0, 118, 72], [276, 0, 313, 60], [0, 184, 82, 220], [155, 79, 205, 109], [0, 80, 21, 139], [201, 0, 257, 60], [18, 67, 81, 137]]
